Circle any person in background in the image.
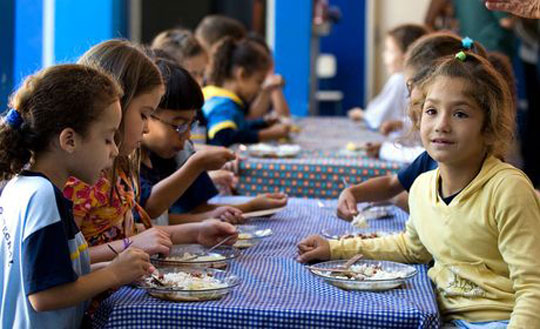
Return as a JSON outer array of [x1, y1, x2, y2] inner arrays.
[[485, 0, 540, 18], [195, 15, 247, 55], [150, 29, 238, 193], [151, 28, 208, 86], [0, 65, 151, 328], [299, 51, 540, 328], [203, 37, 290, 147], [348, 24, 429, 134]]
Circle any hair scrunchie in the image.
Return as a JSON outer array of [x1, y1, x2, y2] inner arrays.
[[4, 109, 24, 129]]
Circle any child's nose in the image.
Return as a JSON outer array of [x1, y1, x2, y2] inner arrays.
[[434, 113, 451, 132], [142, 120, 150, 135], [111, 142, 119, 158]]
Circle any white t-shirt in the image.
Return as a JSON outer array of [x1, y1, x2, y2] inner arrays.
[[0, 171, 90, 329], [363, 72, 409, 129]]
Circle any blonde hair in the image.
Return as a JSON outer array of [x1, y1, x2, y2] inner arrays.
[[409, 52, 514, 160]]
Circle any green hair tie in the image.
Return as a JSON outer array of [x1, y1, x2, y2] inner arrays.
[[455, 51, 466, 62]]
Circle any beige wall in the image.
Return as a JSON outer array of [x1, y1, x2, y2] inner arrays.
[[367, 0, 431, 100]]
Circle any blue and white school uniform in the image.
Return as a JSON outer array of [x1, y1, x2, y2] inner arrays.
[[202, 85, 268, 147], [0, 171, 90, 329]]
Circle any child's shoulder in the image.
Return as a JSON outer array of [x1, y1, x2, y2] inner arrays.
[[1, 174, 63, 235]]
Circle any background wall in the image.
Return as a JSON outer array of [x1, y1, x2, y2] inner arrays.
[[370, 0, 430, 98]]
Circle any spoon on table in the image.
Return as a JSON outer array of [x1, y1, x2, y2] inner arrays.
[[307, 254, 364, 273], [182, 235, 236, 261]]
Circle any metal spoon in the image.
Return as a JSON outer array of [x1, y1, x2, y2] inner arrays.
[[182, 235, 235, 261]]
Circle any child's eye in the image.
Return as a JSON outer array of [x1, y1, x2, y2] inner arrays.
[[454, 111, 468, 118], [424, 108, 436, 115]]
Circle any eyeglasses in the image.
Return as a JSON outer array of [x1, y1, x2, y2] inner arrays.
[[151, 115, 198, 135]]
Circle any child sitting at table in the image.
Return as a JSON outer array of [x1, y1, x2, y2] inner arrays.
[[0, 65, 152, 328], [63, 40, 238, 266], [203, 37, 290, 147], [140, 57, 288, 224], [150, 28, 238, 192], [196, 15, 291, 122], [348, 24, 429, 132], [338, 32, 488, 217], [299, 51, 540, 328]]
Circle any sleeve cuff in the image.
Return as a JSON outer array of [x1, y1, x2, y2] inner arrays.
[[329, 238, 363, 260]]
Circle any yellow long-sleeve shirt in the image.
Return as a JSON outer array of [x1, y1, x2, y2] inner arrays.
[[329, 156, 540, 328]]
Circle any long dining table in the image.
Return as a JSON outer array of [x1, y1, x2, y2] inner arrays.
[[93, 196, 441, 329], [234, 117, 405, 199]]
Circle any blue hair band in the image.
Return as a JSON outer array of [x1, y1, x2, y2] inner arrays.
[[461, 37, 474, 50], [4, 109, 23, 129]]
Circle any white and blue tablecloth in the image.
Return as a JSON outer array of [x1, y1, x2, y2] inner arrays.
[[93, 197, 441, 329]]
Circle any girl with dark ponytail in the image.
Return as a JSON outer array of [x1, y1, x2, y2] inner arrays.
[[0, 64, 152, 328], [203, 37, 290, 146]]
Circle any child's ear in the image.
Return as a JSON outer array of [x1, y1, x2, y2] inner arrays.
[[234, 67, 248, 80], [58, 128, 79, 154]]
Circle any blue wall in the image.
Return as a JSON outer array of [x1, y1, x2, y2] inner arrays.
[[54, 0, 127, 63], [320, 0, 366, 114], [1, 0, 126, 111], [0, 0, 15, 111], [273, 0, 313, 117]]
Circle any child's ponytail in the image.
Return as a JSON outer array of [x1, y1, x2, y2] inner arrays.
[[208, 36, 237, 86], [208, 36, 271, 87], [0, 64, 123, 181]]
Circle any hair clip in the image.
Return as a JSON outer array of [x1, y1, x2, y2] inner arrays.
[[461, 37, 474, 50], [4, 109, 23, 129], [455, 51, 467, 62]]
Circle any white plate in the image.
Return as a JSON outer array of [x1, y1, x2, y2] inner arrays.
[[247, 143, 301, 158], [243, 206, 286, 218], [308, 259, 417, 291]]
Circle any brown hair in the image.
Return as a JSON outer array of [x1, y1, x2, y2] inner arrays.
[[195, 15, 247, 51], [405, 32, 487, 82], [409, 52, 514, 160], [0, 64, 123, 180], [208, 37, 271, 86], [151, 29, 205, 66], [78, 39, 163, 197], [487, 52, 517, 107], [387, 24, 430, 53]]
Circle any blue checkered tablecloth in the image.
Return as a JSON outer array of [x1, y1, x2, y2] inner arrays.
[[93, 197, 441, 329]]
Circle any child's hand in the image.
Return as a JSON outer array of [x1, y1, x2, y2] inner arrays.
[[197, 219, 238, 247], [262, 74, 285, 91], [249, 193, 288, 211], [209, 206, 246, 224], [192, 147, 237, 171], [209, 169, 239, 190], [263, 111, 281, 125], [297, 235, 331, 263], [379, 120, 403, 136], [337, 188, 359, 221], [260, 123, 290, 140], [365, 142, 382, 158], [131, 227, 173, 257], [348, 107, 364, 121], [107, 248, 153, 286]]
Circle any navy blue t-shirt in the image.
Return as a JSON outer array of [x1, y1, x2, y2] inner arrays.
[[397, 151, 438, 191], [139, 152, 218, 214]]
